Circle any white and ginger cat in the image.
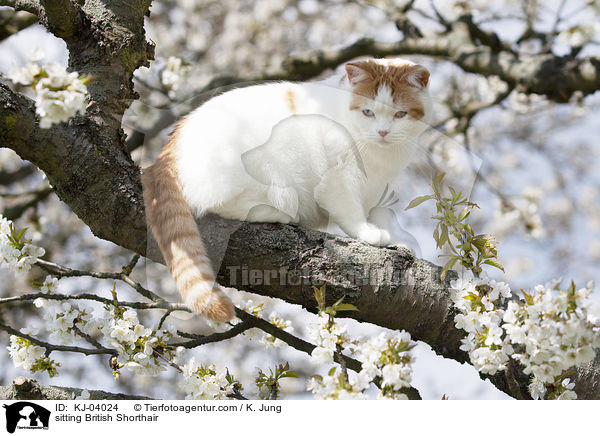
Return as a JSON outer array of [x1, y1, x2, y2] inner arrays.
[[142, 58, 432, 322]]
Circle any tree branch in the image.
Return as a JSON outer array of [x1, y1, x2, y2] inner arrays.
[[35, 258, 162, 302], [0, 320, 117, 355], [0, 376, 151, 400], [39, 0, 81, 41]]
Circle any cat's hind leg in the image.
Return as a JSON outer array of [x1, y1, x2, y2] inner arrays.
[[245, 204, 295, 224]]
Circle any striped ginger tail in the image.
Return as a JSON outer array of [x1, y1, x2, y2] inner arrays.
[[142, 133, 235, 322]]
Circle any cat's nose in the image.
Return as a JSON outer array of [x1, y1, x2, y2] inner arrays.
[[378, 130, 389, 137]]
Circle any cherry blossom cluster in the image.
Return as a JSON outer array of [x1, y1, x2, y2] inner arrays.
[[180, 359, 237, 400], [503, 281, 600, 396], [7, 327, 59, 377], [237, 300, 294, 348], [259, 311, 293, 349], [451, 276, 600, 399], [306, 367, 366, 400], [95, 306, 180, 377], [306, 309, 414, 400], [160, 56, 192, 100], [450, 276, 513, 375], [9, 275, 182, 379], [9, 60, 89, 128], [307, 312, 348, 365], [357, 331, 414, 400], [0, 215, 45, 276]]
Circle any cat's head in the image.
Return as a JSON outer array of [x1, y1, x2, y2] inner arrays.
[[344, 58, 431, 146]]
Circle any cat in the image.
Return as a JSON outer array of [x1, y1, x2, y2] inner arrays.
[[142, 58, 432, 322]]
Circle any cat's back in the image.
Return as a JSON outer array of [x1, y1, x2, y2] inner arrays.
[[181, 83, 317, 145]]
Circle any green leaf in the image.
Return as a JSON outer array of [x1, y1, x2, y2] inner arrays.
[[439, 224, 449, 247], [521, 289, 534, 305], [465, 224, 475, 236], [334, 303, 359, 312], [432, 172, 446, 194], [313, 285, 326, 310], [332, 295, 346, 308], [328, 367, 336, 377], [280, 371, 298, 378], [324, 308, 336, 317], [448, 185, 457, 198], [483, 259, 504, 272], [463, 293, 479, 302], [405, 195, 432, 210], [16, 228, 27, 242], [440, 257, 458, 282], [458, 205, 475, 222]]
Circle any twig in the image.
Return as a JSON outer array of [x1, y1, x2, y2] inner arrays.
[[172, 321, 254, 348], [72, 324, 105, 350], [0, 291, 186, 311], [121, 253, 140, 276], [336, 343, 349, 384], [0, 320, 116, 356], [152, 348, 182, 373], [234, 308, 364, 374], [35, 258, 162, 302], [0, 164, 35, 185]]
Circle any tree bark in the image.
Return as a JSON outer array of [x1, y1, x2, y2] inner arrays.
[[0, 377, 151, 400]]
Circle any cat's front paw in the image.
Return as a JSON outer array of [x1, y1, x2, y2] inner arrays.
[[357, 223, 391, 246]]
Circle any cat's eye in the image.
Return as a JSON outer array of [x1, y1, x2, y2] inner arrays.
[[394, 111, 407, 119], [362, 109, 375, 117]]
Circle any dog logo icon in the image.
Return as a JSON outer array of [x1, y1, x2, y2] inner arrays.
[[3, 402, 51, 433]]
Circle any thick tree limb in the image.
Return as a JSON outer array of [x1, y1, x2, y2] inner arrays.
[[39, 0, 81, 41], [0, 0, 152, 253], [0, 376, 151, 400]]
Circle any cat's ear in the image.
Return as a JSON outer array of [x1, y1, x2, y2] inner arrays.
[[407, 65, 430, 89], [345, 62, 373, 85]]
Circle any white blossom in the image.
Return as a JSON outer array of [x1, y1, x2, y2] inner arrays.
[[310, 346, 334, 365], [10, 61, 89, 128], [40, 276, 58, 294], [260, 311, 294, 348], [0, 215, 45, 276], [557, 24, 600, 47], [180, 359, 234, 399], [7, 327, 59, 376], [452, 274, 599, 398], [306, 372, 366, 400], [160, 56, 192, 99], [502, 282, 600, 385]]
